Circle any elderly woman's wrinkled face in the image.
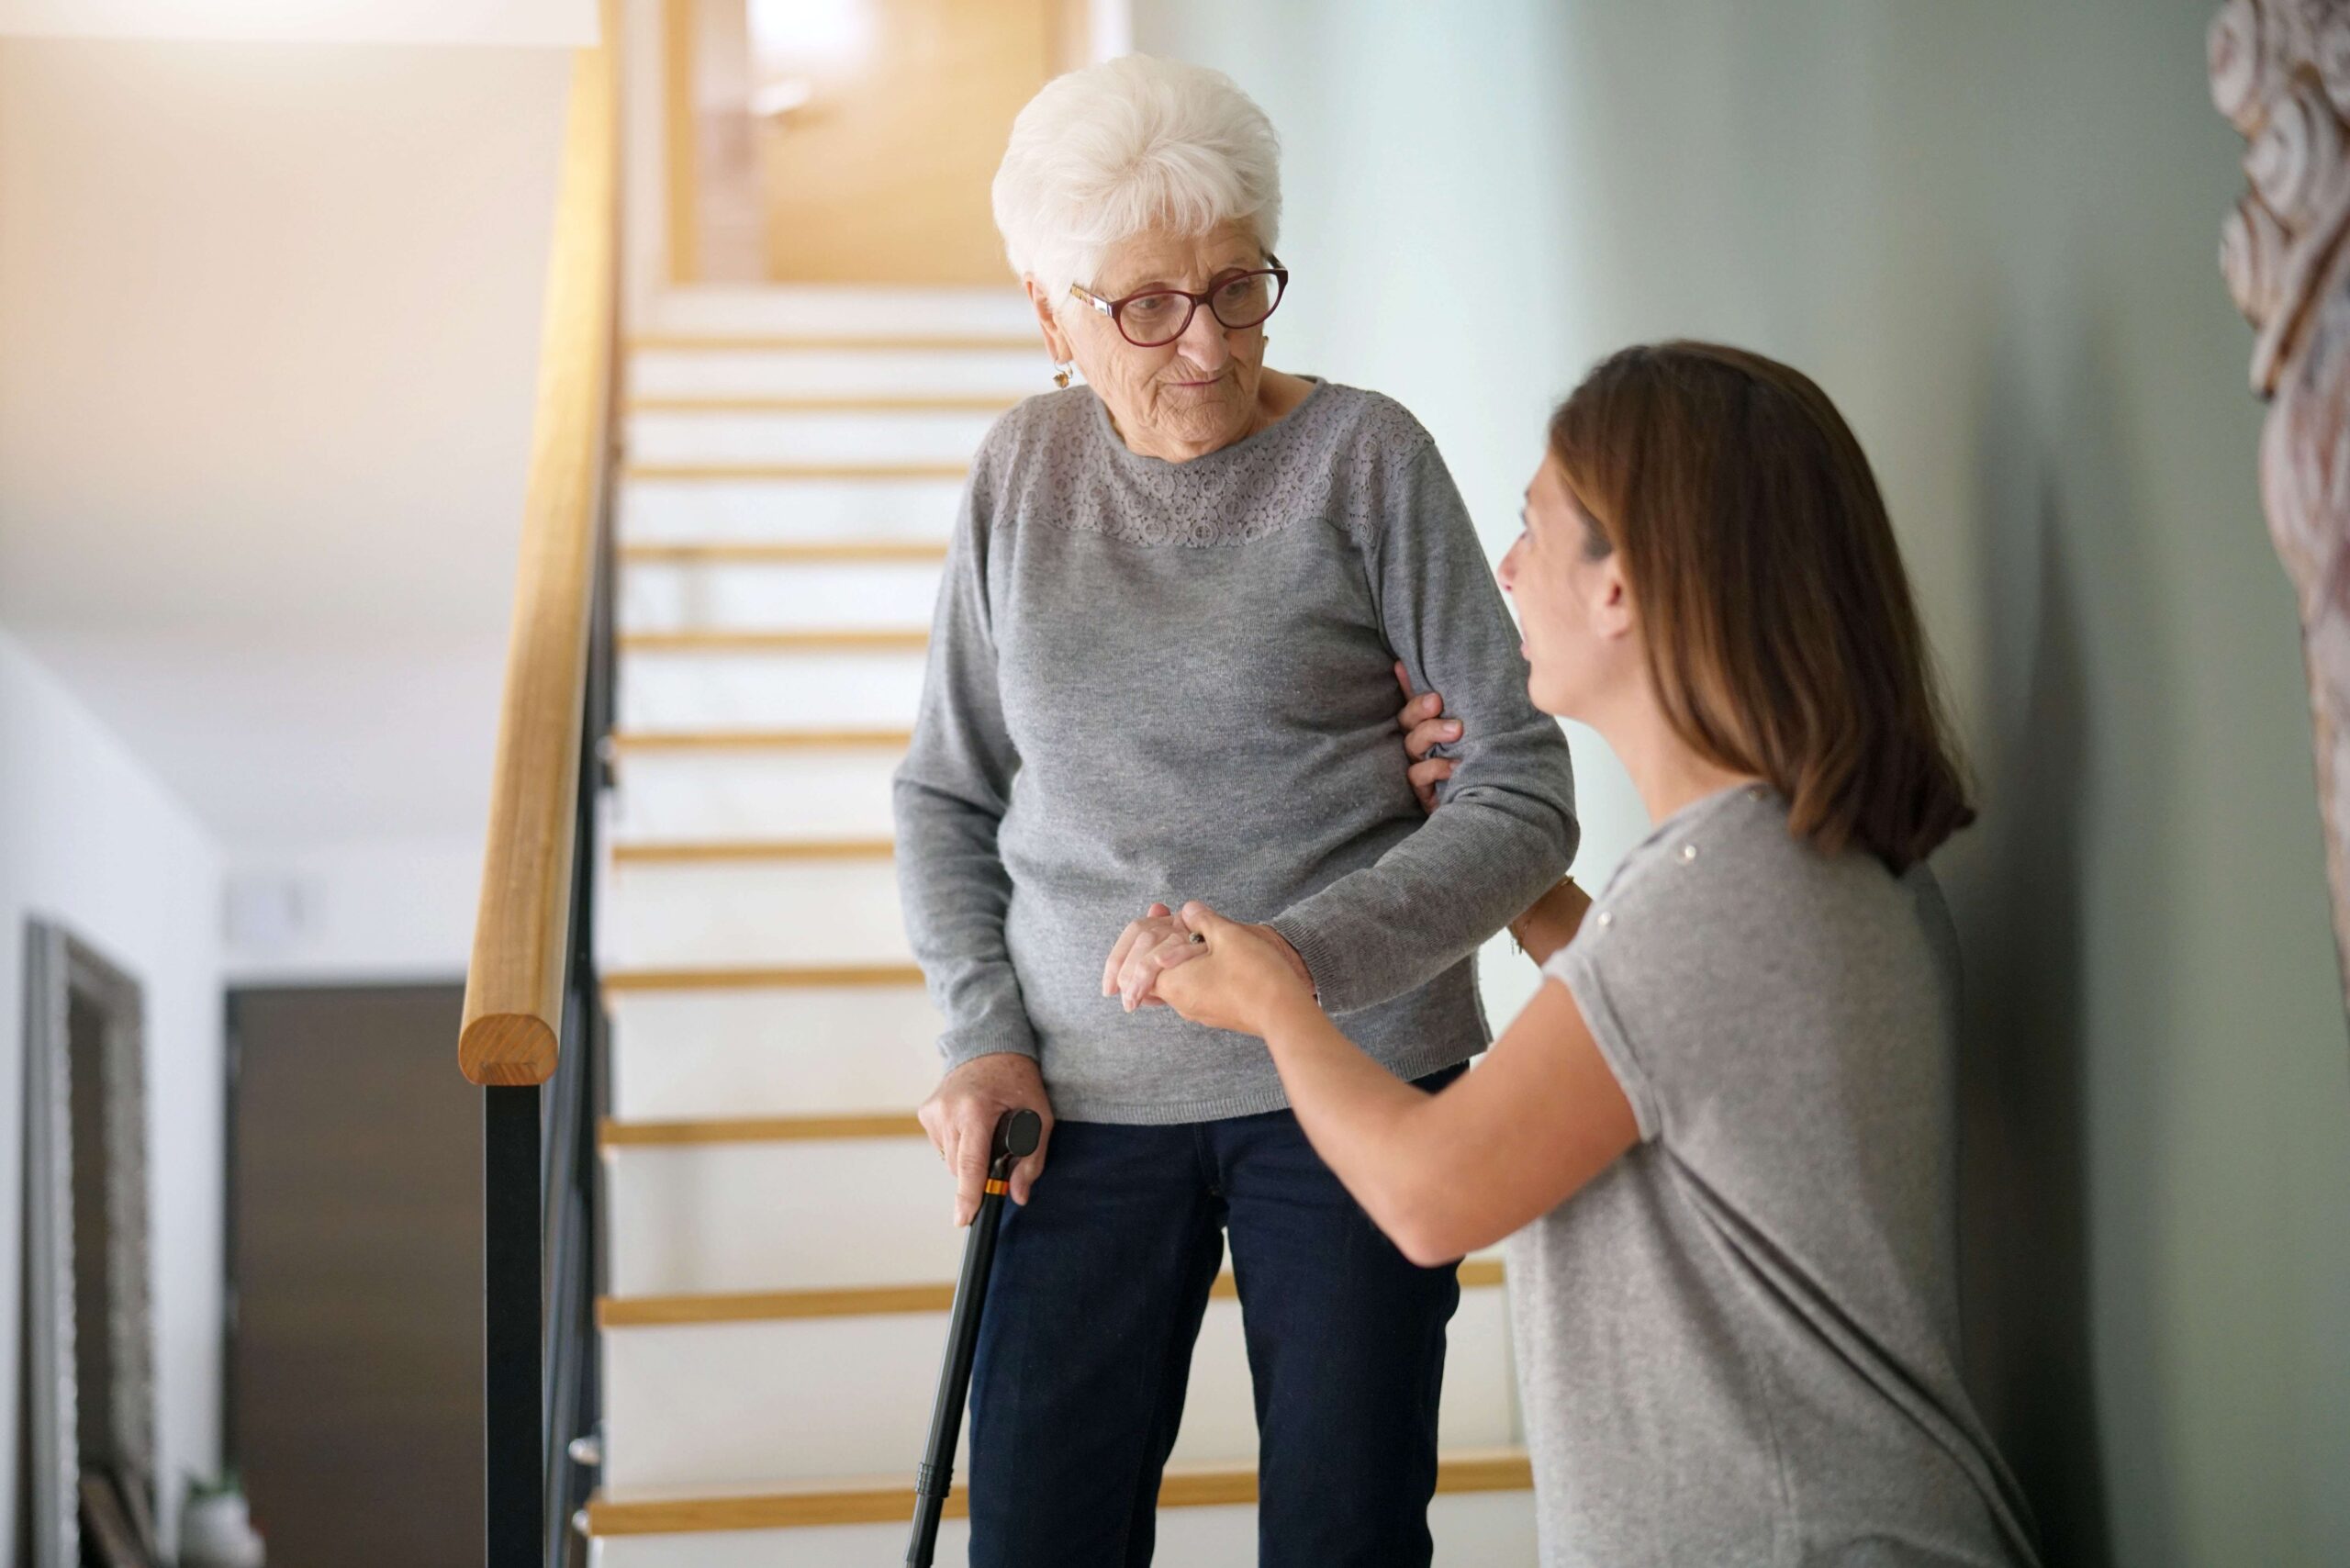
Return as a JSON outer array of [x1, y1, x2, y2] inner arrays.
[[1045, 220, 1273, 463]]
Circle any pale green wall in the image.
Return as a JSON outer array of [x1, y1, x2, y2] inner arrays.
[[1136, 3, 2350, 1562]]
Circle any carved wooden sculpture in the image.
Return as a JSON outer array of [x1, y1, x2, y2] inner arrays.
[[2212, 0, 2350, 1010]]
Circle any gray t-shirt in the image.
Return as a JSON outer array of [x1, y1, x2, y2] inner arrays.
[[1516, 783, 2038, 1567], [892, 380, 1579, 1123]]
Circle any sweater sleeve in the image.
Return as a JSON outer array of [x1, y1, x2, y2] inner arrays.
[[891, 457, 1038, 1070], [1263, 434, 1580, 1014]]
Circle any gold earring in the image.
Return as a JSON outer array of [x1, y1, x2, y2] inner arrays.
[[1053, 361, 1074, 389]]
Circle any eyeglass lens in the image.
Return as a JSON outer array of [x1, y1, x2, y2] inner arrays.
[[1117, 271, 1284, 347]]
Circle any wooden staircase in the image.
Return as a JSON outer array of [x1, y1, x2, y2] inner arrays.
[[585, 288, 1538, 1565]]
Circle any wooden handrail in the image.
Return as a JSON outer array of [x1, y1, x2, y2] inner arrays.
[[460, 18, 620, 1089]]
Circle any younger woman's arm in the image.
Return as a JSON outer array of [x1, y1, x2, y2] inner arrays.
[[1154, 902, 1638, 1265]]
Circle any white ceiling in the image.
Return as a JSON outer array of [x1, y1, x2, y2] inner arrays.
[[0, 0, 598, 47], [0, 35, 575, 854]]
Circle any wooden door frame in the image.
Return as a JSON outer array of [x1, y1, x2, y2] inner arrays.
[[19, 919, 157, 1568]]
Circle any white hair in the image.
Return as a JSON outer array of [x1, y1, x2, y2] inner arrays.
[[991, 54, 1282, 304]]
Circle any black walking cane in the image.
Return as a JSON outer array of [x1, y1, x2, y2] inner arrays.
[[907, 1106, 1042, 1568]]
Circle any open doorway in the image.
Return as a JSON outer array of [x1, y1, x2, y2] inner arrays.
[[666, 0, 1096, 283], [19, 921, 160, 1568]]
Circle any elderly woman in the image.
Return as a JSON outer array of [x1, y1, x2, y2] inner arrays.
[[893, 55, 1578, 1566]]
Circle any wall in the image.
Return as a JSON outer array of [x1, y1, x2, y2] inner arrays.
[[0, 626, 226, 1554], [224, 836, 482, 983], [1135, 3, 2350, 1563], [0, 35, 571, 861]]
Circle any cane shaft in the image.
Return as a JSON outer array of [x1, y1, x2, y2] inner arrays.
[[906, 1110, 1037, 1567]]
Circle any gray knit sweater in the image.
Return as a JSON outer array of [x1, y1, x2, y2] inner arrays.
[[892, 380, 1579, 1124]]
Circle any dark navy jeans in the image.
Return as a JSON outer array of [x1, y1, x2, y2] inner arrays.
[[965, 1070, 1465, 1568]]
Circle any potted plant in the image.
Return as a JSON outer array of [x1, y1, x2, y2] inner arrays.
[[178, 1470, 263, 1568]]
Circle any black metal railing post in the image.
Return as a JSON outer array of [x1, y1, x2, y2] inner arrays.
[[486, 1086, 544, 1566]]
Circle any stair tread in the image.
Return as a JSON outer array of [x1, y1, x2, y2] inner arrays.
[[603, 962, 925, 993], [618, 629, 929, 653], [601, 1112, 923, 1148], [610, 837, 894, 864], [629, 332, 1036, 353], [600, 1259, 1508, 1328], [619, 540, 948, 563], [626, 462, 968, 481], [609, 727, 912, 752], [626, 394, 1016, 413], [587, 1446, 1532, 1534]]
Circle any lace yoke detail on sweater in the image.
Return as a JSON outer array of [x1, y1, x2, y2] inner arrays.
[[993, 384, 1431, 550]]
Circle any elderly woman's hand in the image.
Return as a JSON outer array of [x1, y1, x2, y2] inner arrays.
[[1107, 901, 1317, 1012], [1152, 902, 1321, 1038], [1104, 902, 1193, 1011], [1394, 663, 1462, 813], [917, 1052, 1055, 1227]]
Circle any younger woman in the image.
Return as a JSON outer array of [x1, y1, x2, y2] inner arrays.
[[1138, 342, 2042, 1565]]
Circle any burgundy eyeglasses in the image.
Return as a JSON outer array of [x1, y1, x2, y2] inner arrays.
[[1069, 256, 1290, 348]]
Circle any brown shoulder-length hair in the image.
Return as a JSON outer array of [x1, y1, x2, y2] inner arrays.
[[1549, 342, 1974, 872]]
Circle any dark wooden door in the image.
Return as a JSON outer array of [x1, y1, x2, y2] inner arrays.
[[228, 984, 480, 1568]]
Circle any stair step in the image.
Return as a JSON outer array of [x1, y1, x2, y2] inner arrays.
[[598, 1283, 1517, 1488], [604, 1123, 958, 1294], [620, 555, 942, 636], [609, 727, 912, 753], [618, 474, 965, 543], [603, 1119, 1505, 1299], [631, 285, 1038, 342], [614, 645, 926, 732], [631, 332, 1036, 353], [619, 540, 947, 563], [624, 461, 968, 482], [587, 1485, 1534, 1567], [610, 838, 893, 864], [626, 394, 1016, 414], [627, 347, 1041, 406], [602, 856, 910, 969], [607, 986, 943, 1122], [626, 405, 997, 467], [588, 1446, 1534, 1536], [603, 1259, 1508, 1327], [619, 629, 930, 653], [600, 1112, 923, 1148], [604, 963, 925, 993], [609, 741, 902, 840]]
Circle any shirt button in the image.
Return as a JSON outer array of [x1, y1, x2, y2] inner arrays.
[[1681, 844, 1698, 861], [1595, 910, 1613, 927]]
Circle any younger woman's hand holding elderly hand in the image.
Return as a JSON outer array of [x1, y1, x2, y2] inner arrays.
[[1105, 901, 1314, 1012], [1149, 902, 1320, 1038]]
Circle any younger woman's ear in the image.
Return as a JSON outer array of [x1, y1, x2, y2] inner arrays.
[[1591, 557, 1636, 642]]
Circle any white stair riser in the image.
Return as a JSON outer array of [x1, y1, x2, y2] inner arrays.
[[620, 477, 964, 543], [612, 748, 903, 841], [627, 408, 1000, 467], [608, 988, 944, 1120], [590, 1488, 1537, 1568], [630, 348, 1041, 401], [606, 1137, 960, 1295], [636, 286, 1038, 340], [605, 859, 910, 968], [621, 560, 942, 634], [600, 1289, 1516, 1489], [618, 648, 928, 731], [608, 1134, 1512, 1299]]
